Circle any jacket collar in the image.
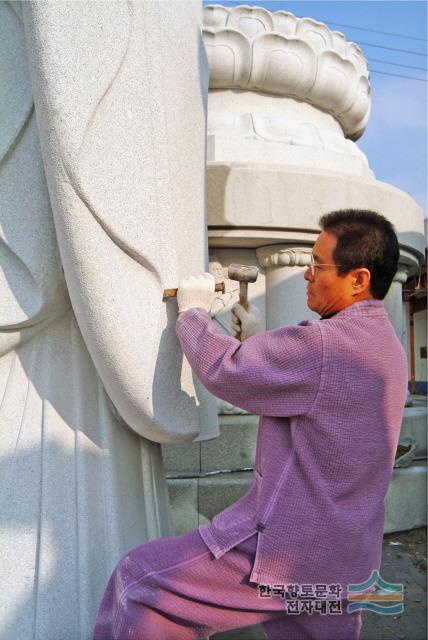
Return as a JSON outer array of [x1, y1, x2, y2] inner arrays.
[[328, 299, 386, 319]]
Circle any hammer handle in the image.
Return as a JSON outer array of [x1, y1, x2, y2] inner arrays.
[[239, 281, 249, 311], [163, 281, 225, 299]]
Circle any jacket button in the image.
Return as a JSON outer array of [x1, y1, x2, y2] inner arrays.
[[256, 523, 266, 532]]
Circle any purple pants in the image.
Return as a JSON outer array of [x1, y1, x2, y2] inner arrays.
[[93, 529, 362, 640]]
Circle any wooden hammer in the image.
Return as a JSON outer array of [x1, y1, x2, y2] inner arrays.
[[227, 263, 259, 311]]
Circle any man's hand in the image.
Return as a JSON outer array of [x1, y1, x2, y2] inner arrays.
[[231, 302, 262, 341], [177, 273, 216, 314]]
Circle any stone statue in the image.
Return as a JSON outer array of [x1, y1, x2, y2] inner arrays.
[[0, 2, 217, 638]]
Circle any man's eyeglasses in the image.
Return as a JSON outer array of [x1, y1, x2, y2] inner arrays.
[[309, 254, 340, 276]]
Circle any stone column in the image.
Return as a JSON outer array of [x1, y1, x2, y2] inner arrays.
[[384, 267, 410, 349], [256, 246, 318, 329]]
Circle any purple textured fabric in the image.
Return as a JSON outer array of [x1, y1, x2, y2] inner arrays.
[[175, 300, 408, 592], [93, 528, 362, 640]]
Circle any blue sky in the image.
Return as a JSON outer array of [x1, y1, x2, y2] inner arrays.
[[203, 1, 427, 214]]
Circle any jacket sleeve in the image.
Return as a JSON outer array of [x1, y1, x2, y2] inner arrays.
[[176, 308, 323, 417]]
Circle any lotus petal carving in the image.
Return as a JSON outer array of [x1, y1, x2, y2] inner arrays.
[[296, 18, 333, 53], [227, 5, 274, 37], [270, 11, 299, 37], [251, 34, 316, 97], [203, 4, 229, 30], [339, 76, 371, 140], [307, 51, 359, 116], [203, 4, 370, 139], [204, 29, 251, 89]]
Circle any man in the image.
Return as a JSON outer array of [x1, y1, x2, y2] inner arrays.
[[94, 210, 408, 640]]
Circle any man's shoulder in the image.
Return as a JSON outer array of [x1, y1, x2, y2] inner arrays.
[[316, 300, 405, 360], [267, 318, 323, 351], [329, 299, 387, 320]]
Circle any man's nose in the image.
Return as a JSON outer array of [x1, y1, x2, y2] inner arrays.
[[304, 266, 313, 282]]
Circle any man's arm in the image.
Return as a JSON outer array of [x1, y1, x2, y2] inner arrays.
[[176, 308, 323, 417]]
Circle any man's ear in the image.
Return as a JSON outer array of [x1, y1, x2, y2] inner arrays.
[[351, 268, 371, 295]]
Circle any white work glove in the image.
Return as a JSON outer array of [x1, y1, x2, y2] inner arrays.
[[177, 272, 216, 314], [231, 302, 262, 341]]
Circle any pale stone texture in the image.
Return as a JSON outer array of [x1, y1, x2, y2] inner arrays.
[[384, 463, 427, 533], [203, 5, 371, 139], [201, 414, 259, 473], [198, 472, 252, 522], [0, 2, 216, 639], [23, 0, 218, 444], [400, 401, 428, 459], [207, 92, 371, 176], [256, 247, 317, 329], [166, 478, 201, 536], [411, 310, 427, 386], [162, 439, 201, 476]]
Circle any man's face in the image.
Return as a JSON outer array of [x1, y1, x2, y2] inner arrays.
[[304, 231, 361, 318]]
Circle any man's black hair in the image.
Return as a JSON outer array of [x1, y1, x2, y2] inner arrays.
[[319, 209, 399, 300]]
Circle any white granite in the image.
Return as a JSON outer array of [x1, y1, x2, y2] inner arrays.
[[204, 4, 372, 176], [0, 2, 215, 638], [24, 0, 218, 444], [203, 4, 371, 138], [257, 247, 318, 329], [385, 462, 427, 533], [207, 91, 372, 177]]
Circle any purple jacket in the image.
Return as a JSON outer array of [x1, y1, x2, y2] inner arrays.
[[176, 300, 408, 595]]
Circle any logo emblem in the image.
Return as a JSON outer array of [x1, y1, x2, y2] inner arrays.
[[347, 570, 404, 615]]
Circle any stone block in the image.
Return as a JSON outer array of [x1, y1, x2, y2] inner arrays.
[[207, 164, 425, 260], [167, 478, 200, 536], [385, 461, 427, 533], [201, 415, 258, 473], [400, 400, 427, 458], [162, 440, 201, 476], [198, 471, 252, 522]]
